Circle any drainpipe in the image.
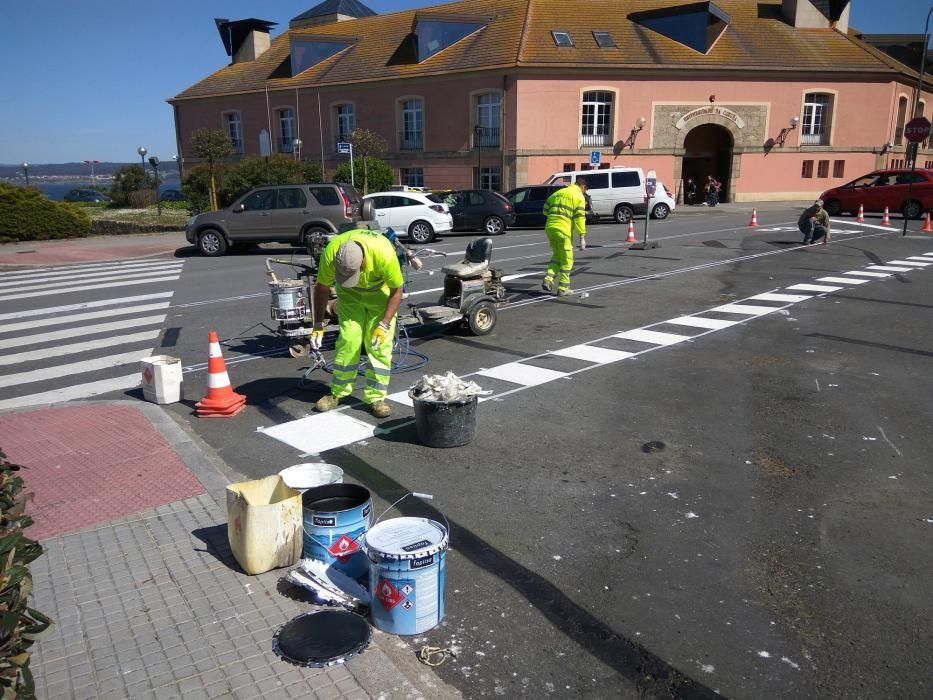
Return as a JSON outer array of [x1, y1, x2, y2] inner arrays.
[[501, 73, 508, 191]]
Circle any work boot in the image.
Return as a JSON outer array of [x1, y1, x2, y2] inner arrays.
[[315, 394, 340, 412], [368, 400, 391, 419], [541, 277, 554, 292], [557, 288, 575, 296]]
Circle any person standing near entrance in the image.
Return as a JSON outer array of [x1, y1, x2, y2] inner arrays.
[[685, 177, 697, 205], [541, 176, 588, 296], [798, 199, 831, 245], [704, 175, 721, 206]]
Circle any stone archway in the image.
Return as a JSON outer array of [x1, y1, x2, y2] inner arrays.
[[682, 124, 734, 203]]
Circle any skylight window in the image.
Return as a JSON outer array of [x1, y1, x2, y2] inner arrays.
[[629, 2, 730, 55], [552, 31, 574, 47], [290, 39, 352, 75], [416, 19, 486, 62], [593, 31, 616, 48]]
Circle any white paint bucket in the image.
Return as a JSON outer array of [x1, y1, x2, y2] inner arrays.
[[140, 355, 183, 404], [278, 463, 344, 493]]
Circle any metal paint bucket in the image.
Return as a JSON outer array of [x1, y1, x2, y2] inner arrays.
[[301, 484, 372, 579], [365, 517, 448, 635], [269, 280, 307, 321]]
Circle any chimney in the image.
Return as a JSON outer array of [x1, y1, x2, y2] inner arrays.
[[215, 18, 277, 63], [782, 0, 850, 33]]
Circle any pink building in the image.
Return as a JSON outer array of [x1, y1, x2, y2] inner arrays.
[[170, 0, 933, 203]]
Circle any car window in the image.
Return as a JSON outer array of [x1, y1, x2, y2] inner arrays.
[[507, 189, 527, 203], [530, 187, 552, 201], [894, 173, 925, 184], [468, 191, 485, 205], [426, 193, 445, 204], [847, 176, 875, 188], [442, 193, 461, 206], [241, 190, 276, 211], [339, 184, 361, 203], [583, 173, 609, 190], [369, 196, 389, 209], [551, 175, 573, 185], [611, 171, 641, 188], [872, 175, 894, 187], [276, 188, 307, 209], [397, 196, 420, 207], [491, 192, 511, 205], [310, 186, 340, 206]]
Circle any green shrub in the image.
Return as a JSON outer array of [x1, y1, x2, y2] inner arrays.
[[183, 163, 226, 213], [110, 165, 154, 207], [333, 157, 393, 194], [150, 200, 190, 211], [128, 190, 156, 209], [219, 155, 323, 206], [0, 184, 91, 243], [0, 449, 52, 700]]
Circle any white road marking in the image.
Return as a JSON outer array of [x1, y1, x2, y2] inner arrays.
[[0, 275, 181, 302], [0, 349, 155, 389], [0, 257, 180, 278], [261, 411, 376, 455], [843, 271, 891, 278], [665, 316, 738, 330], [885, 260, 932, 267], [0, 330, 162, 367], [614, 329, 691, 345], [749, 293, 813, 303], [865, 265, 913, 272], [386, 391, 414, 407], [851, 222, 901, 230], [0, 374, 142, 411], [550, 344, 635, 364], [0, 315, 166, 351], [477, 362, 567, 386], [906, 256, 933, 261], [0, 261, 182, 289], [0, 292, 174, 322], [816, 277, 868, 285], [0, 302, 171, 336], [787, 284, 843, 292], [710, 304, 782, 315], [0, 268, 181, 296]]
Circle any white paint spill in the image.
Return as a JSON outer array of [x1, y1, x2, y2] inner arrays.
[[781, 657, 801, 670], [639, 491, 647, 495], [889, 476, 898, 480], [685, 512, 699, 519], [666, 492, 679, 499], [758, 651, 771, 658], [700, 664, 715, 673], [745, 460, 752, 464], [244, 583, 252, 596], [552, 555, 562, 561], [862, 437, 877, 441], [475, 650, 486, 657]]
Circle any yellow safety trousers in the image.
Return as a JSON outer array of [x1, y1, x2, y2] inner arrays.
[[543, 229, 574, 292], [329, 302, 396, 405]]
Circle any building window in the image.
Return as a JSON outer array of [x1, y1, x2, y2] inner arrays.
[[552, 31, 574, 47], [893, 96, 909, 145], [801, 93, 832, 146], [592, 31, 616, 48], [400, 99, 424, 150], [401, 167, 424, 187], [474, 93, 501, 148], [918, 100, 927, 148], [335, 104, 354, 145], [832, 160, 845, 178], [801, 160, 814, 178], [225, 112, 243, 153], [277, 109, 295, 153], [817, 160, 829, 178], [581, 91, 613, 147], [562, 162, 576, 171], [475, 166, 500, 191]]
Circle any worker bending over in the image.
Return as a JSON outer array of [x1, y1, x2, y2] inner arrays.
[[310, 229, 403, 419], [542, 176, 588, 295]]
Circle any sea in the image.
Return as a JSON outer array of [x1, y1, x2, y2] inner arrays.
[[16, 178, 181, 201]]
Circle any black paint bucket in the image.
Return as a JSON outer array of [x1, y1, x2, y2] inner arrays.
[[410, 395, 478, 448]]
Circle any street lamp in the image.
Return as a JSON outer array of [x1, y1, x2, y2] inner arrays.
[[293, 138, 302, 161], [474, 125, 484, 188], [138, 146, 147, 170], [84, 159, 99, 185], [21, 162, 29, 187], [173, 154, 183, 182], [149, 156, 161, 216]]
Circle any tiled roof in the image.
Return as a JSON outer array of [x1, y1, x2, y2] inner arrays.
[[172, 0, 907, 102], [292, 0, 376, 22]]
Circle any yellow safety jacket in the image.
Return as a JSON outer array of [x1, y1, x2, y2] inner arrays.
[[543, 183, 587, 238], [316, 230, 404, 309]]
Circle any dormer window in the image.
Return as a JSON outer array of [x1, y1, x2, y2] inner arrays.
[[629, 2, 730, 55], [416, 18, 487, 62], [593, 31, 616, 48], [552, 31, 574, 47], [290, 39, 353, 75]]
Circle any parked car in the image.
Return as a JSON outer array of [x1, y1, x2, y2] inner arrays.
[[820, 168, 933, 219], [503, 185, 597, 227], [185, 183, 361, 256], [64, 189, 112, 203], [160, 189, 185, 201], [546, 167, 675, 222], [439, 189, 516, 234], [362, 191, 453, 244]]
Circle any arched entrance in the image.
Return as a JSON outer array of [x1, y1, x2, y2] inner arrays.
[[682, 124, 733, 203]]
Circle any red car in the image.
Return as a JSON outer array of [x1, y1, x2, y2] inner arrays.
[[820, 168, 933, 219]]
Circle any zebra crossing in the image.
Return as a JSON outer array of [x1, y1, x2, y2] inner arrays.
[[0, 259, 183, 411]]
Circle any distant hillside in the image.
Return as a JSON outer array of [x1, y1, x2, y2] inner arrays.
[[0, 162, 139, 178]]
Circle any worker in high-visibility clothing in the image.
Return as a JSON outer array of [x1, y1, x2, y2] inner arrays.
[[310, 229, 404, 419], [541, 176, 588, 295]]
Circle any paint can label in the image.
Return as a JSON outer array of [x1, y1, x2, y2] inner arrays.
[[409, 554, 434, 570], [312, 515, 336, 527], [402, 539, 432, 552]]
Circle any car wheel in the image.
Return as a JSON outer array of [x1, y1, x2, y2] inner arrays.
[[902, 200, 923, 220], [484, 216, 505, 235], [823, 199, 843, 216], [467, 300, 497, 335], [198, 229, 228, 257], [613, 205, 634, 224], [409, 220, 435, 244], [651, 203, 670, 220]]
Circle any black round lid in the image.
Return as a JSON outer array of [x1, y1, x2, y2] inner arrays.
[[273, 610, 371, 667]]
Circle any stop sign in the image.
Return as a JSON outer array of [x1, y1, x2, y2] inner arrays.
[[904, 116, 932, 143]]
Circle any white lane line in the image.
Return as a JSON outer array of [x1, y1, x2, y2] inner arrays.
[[0, 275, 180, 302], [0, 315, 166, 351], [0, 268, 181, 296], [921, 252, 933, 257], [749, 292, 813, 303], [865, 265, 913, 272], [614, 329, 691, 345], [787, 284, 843, 292], [816, 277, 868, 285], [851, 222, 900, 231], [710, 304, 782, 316], [550, 344, 635, 364], [664, 316, 738, 330], [906, 256, 933, 261], [843, 271, 891, 278], [0, 349, 155, 389], [0, 292, 174, 322], [0, 257, 181, 278], [477, 362, 567, 386], [885, 260, 932, 267], [386, 391, 414, 407], [261, 412, 376, 455], [0, 261, 183, 289], [0, 373, 142, 411], [0, 330, 162, 367], [0, 302, 171, 336]]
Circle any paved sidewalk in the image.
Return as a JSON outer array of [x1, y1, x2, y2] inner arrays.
[[0, 232, 188, 267], [0, 401, 450, 700]]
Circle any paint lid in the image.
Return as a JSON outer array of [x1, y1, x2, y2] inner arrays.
[[272, 610, 371, 667], [279, 463, 344, 493], [364, 517, 448, 560]]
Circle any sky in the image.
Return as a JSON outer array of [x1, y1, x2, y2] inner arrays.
[[0, 0, 929, 165]]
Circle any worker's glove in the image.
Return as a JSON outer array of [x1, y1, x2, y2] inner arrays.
[[371, 321, 390, 350], [309, 325, 325, 350], [578, 236, 586, 251]]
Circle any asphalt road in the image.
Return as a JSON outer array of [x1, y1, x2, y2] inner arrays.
[[3, 204, 932, 698]]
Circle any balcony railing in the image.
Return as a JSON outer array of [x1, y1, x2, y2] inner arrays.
[[800, 132, 827, 146], [580, 132, 612, 147], [472, 126, 501, 148], [399, 131, 424, 150]]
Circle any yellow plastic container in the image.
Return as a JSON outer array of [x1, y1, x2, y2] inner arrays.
[[226, 475, 303, 575]]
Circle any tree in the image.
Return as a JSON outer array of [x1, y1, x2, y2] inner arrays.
[[220, 155, 324, 205], [333, 158, 393, 194], [190, 128, 233, 210], [348, 128, 388, 194], [109, 165, 154, 207]]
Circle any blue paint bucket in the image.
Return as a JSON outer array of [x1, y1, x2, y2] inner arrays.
[[365, 517, 449, 635], [302, 484, 372, 579]]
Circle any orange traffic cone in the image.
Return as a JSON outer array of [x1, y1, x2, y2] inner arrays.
[[195, 331, 246, 418], [923, 212, 933, 233], [856, 203, 864, 223], [748, 208, 759, 227], [626, 220, 636, 243], [881, 206, 891, 226]]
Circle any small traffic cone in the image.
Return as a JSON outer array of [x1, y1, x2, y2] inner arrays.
[[748, 208, 759, 227], [922, 212, 933, 233], [856, 203, 864, 223], [881, 206, 891, 226], [195, 331, 246, 418], [626, 220, 636, 243]]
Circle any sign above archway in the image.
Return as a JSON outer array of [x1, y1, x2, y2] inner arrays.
[[675, 106, 746, 130]]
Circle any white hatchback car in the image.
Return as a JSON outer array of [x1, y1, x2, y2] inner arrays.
[[363, 191, 453, 244]]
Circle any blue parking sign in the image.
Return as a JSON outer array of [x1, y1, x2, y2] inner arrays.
[[590, 150, 601, 166]]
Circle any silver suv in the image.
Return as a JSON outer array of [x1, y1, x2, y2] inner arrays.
[[185, 183, 361, 256]]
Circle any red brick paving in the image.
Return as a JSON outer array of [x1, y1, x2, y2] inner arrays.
[[0, 234, 186, 266], [0, 404, 204, 540]]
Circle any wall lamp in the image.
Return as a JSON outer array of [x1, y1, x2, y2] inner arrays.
[[622, 117, 647, 149], [879, 142, 894, 155], [774, 115, 800, 147]]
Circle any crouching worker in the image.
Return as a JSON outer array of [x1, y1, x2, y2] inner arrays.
[[798, 199, 831, 245], [310, 229, 404, 419]]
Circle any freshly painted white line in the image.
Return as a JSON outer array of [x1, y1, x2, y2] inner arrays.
[[749, 292, 813, 303], [906, 256, 933, 261], [0, 373, 142, 411], [0, 268, 180, 296], [0, 292, 174, 322], [0, 330, 162, 367], [851, 222, 900, 231], [842, 271, 891, 278], [262, 411, 376, 454], [0, 349, 154, 389], [0, 261, 182, 289], [921, 252, 933, 256], [477, 362, 567, 386], [0, 257, 180, 278], [614, 329, 692, 345], [865, 265, 913, 272], [0, 302, 171, 336], [885, 260, 932, 267], [0, 314, 166, 351], [709, 304, 782, 316], [787, 284, 844, 292], [817, 277, 868, 285], [664, 316, 738, 330], [550, 344, 635, 364], [386, 391, 414, 407], [0, 275, 180, 302]]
